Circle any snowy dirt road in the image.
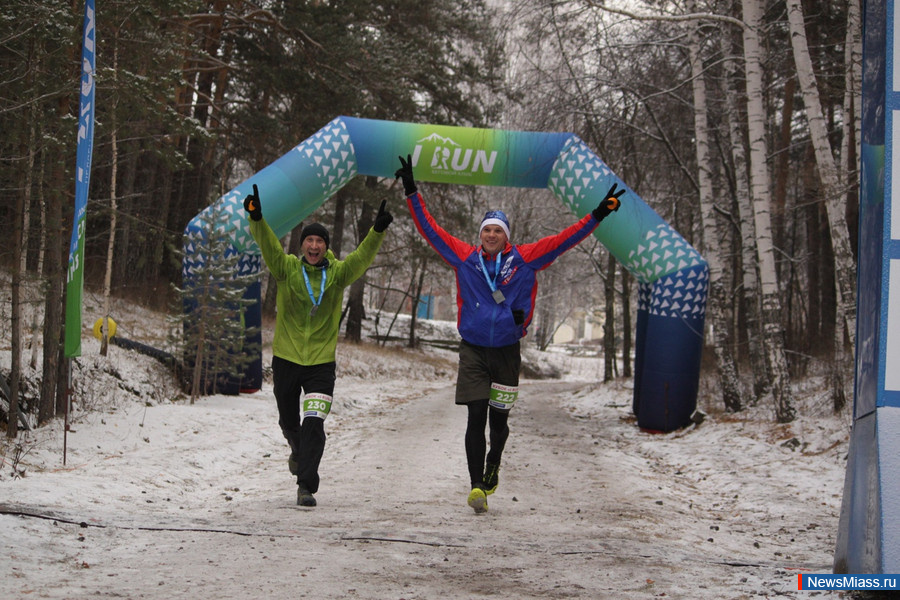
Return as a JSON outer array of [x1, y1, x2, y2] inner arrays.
[[0, 355, 848, 600]]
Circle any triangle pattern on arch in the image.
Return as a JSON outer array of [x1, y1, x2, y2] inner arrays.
[[295, 117, 358, 199], [637, 263, 709, 319], [625, 224, 705, 284], [548, 137, 613, 209]]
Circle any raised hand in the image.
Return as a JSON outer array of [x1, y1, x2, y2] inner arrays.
[[243, 184, 262, 221], [394, 154, 418, 196], [373, 199, 394, 232], [592, 183, 625, 222]]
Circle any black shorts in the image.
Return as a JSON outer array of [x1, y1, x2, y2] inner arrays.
[[455, 340, 520, 405]]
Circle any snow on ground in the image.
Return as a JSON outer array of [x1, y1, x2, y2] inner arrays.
[[0, 296, 862, 599]]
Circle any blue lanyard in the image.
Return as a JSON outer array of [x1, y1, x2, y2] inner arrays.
[[301, 265, 326, 310], [478, 249, 502, 292]]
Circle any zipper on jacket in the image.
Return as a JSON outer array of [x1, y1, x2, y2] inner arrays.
[[485, 254, 500, 346], [489, 302, 499, 346]]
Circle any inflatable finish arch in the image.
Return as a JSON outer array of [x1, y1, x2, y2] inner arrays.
[[183, 117, 708, 432]]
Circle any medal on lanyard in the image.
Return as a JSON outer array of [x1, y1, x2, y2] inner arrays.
[[302, 265, 326, 317], [479, 250, 505, 304]]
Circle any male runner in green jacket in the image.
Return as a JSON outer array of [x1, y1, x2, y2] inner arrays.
[[244, 184, 393, 506]]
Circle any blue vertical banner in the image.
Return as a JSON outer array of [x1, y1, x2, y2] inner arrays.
[[64, 0, 96, 358]]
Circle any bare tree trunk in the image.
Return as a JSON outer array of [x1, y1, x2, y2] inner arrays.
[[345, 201, 374, 342], [39, 146, 66, 424], [190, 319, 206, 403], [101, 37, 120, 357], [262, 270, 278, 318], [56, 343, 67, 417], [841, 0, 862, 260], [535, 298, 553, 351], [10, 82, 41, 438], [409, 264, 425, 349], [603, 254, 616, 382], [721, 18, 769, 401], [331, 190, 346, 257], [343, 279, 364, 340], [742, 0, 795, 422], [29, 130, 48, 370], [9, 169, 25, 440], [803, 154, 829, 353], [147, 160, 171, 296], [772, 76, 796, 265], [620, 265, 632, 379], [785, 0, 854, 412], [688, 7, 742, 411]]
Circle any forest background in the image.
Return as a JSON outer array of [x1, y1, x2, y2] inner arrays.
[[0, 0, 861, 432]]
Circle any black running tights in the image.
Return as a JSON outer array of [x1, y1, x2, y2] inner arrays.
[[465, 399, 509, 487]]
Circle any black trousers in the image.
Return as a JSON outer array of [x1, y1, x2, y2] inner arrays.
[[272, 356, 336, 494], [465, 399, 510, 487]]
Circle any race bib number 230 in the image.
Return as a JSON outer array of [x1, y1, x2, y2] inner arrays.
[[303, 393, 333, 419]]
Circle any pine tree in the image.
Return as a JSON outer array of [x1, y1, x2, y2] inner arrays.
[[175, 201, 260, 402]]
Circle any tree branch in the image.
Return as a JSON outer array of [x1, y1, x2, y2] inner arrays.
[[582, 1, 746, 30]]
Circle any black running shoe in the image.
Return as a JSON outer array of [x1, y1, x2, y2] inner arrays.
[[297, 484, 316, 507], [288, 453, 299, 476]]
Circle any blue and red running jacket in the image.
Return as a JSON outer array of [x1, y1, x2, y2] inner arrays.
[[407, 191, 600, 348]]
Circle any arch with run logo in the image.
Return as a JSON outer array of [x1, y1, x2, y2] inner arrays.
[[182, 117, 708, 432]]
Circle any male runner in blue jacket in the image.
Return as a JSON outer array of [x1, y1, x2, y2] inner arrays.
[[396, 155, 623, 513]]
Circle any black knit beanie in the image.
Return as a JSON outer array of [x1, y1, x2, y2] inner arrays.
[[300, 223, 330, 248]]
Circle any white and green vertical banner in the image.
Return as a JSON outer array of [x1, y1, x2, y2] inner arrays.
[[64, 0, 96, 358]]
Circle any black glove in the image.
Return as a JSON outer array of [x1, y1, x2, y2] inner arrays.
[[394, 154, 418, 196], [373, 199, 393, 232], [243, 184, 262, 221], [512, 309, 525, 325], [592, 183, 625, 222]]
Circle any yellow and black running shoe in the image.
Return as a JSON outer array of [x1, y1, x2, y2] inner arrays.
[[483, 463, 500, 495], [467, 486, 488, 514]]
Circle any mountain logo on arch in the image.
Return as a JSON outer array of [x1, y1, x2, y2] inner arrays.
[[412, 133, 498, 177]]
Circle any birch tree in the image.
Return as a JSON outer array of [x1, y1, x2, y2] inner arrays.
[[686, 3, 742, 411], [100, 34, 120, 357], [742, 0, 795, 422], [785, 0, 855, 411], [842, 0, 862, 188], [719, 16, 769, 401]]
